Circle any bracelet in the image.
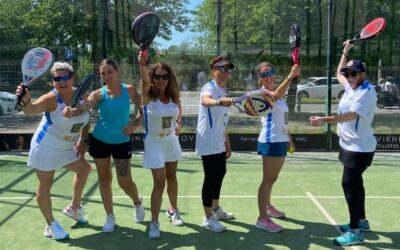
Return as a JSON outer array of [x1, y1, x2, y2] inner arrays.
[[342, 53, 349, 58], [286, 77, 292, 81], [20, 97, 31, 108]]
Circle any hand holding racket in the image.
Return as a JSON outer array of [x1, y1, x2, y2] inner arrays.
[[220, 89, 274, 117], [131, 12, 160, 51], [349, 17, 386, 44], [17, 47, 54, 106]]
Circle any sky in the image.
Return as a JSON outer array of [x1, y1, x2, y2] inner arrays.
[[155, 0, 203, 49]]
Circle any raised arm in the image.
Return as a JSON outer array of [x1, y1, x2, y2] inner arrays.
[[272, 66, 300, 100], [337, 40, 354, 86], [138, 50, 152, 104]]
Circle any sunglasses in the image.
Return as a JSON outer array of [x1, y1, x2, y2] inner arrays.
[[153, 74, 169, 81], [215, 66, 234, 73], [53, 75, 71, 82], [343, 72, 358, 78], [260, 69, 275, 78]]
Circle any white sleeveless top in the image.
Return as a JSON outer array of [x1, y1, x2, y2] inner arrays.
[[30, 90, 90, 150], [258, 99, 289, 143], [143, 99, 179, 141]]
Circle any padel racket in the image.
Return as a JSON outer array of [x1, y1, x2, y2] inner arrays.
[[71, 73, 95, 108], [131, 12, 160, 51], [18, 47, 54, 105], [289, 24, 301, 67], [349, 17, 386, 43], [221, 89, 274, 117]]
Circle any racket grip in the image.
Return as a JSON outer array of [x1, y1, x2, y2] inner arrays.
[[16, 84, 28, 106]]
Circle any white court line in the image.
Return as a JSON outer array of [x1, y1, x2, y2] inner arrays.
[[306, 191, 360, 250], [1, 194, 400, 200]]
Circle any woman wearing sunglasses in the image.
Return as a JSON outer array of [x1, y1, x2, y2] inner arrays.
[[310, 40, 377, 246], [15, 62, 92, 240], [138, 51, 183, 239], [195, 55, 236, 233], [255, 62, 300, 233]]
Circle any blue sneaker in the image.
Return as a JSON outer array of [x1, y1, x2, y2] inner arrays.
[[339, 220, 370, 233], [334, 231, 364, 246]]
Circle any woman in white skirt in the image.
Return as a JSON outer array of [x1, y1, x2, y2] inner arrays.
[[16, 62, 91, 240], [138, 51, 183, 239]]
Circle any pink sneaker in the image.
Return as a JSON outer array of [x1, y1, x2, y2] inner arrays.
[[255, 217, 283, 233], [267, 204, 285, 218]]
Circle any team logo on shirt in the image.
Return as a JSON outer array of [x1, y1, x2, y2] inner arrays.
[[71, 123, 84, 133], [162, 117, 172, 129]]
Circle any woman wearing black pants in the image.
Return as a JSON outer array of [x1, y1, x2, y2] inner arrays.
[[195, 55, 235, 233], [310, 40, 377, 246]]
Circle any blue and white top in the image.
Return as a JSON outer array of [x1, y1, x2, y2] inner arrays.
[[257, 99, 289, 143], [92, 84, 130, 144], [337, 80, 377, 152], [30, 89, 90, 150], [196, 80, 230, 156]]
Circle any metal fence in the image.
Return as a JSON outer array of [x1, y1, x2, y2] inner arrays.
[[1, 60, 399, 134]]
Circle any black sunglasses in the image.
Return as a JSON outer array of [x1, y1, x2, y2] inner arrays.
[[215, 66, 234, 73], [153, 74, 169, 81], [343, 72, 359, 78], [53, 75, 71, 82]]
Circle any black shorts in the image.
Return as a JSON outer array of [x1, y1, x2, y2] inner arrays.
[[89, 136, 132, 159], [338, 146, 374, 169]]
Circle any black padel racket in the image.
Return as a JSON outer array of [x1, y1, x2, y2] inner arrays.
[[131, 12, 160, 51], [349, 17, 386, 43], [289, 24, 301, 68], [71, 73, 95, 108], [18, 47, 54, 105]]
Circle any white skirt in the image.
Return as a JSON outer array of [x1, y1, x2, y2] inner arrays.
[[27, 142, 80, 171], [143, 135, 182, 169]]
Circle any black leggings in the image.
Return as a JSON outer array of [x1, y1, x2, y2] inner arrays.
[[339, 147, 374, 229], [201, 152, 227, 208]]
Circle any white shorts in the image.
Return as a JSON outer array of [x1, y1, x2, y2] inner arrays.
[[27, 142, 79, 171], [143, 135, 182, 169]]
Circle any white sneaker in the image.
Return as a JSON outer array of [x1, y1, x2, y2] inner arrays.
[[166, 209, 184, 226], [134, 195, 145, 223], [202, 215, 226, 232], [148, 220, 161, 239], [212, 206, 235, 220], [63, 204, 88, 224], [43, 220, 69, 240], [102, 214, 116, 233]]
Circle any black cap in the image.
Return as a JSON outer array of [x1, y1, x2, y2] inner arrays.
[[340, 60, 366, 73]]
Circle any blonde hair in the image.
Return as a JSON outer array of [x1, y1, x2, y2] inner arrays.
[[50, 61, 74, 76]]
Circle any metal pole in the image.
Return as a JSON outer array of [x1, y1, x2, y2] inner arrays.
[[325, 0, 333, 149], [216, 0, 222, 55], [102, 0, 109, 59]]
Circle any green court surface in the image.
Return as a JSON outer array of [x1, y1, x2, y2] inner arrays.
[[0, 151, 398, 250]]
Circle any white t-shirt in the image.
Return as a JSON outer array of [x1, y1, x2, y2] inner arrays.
[[196, 80, 230, 156], [258, 99, 289, 143], [337, 81, 377, 152]]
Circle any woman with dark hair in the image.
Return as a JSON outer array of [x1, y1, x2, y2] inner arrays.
[[254, 62, 299, 233], [66, 59, 145, 233], [195, 55, 235, 233], [310, 40, 377, 246], [138, 51, 183, 239]]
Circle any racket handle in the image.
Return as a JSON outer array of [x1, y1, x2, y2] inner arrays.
[[16, 85, 28, 106]]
